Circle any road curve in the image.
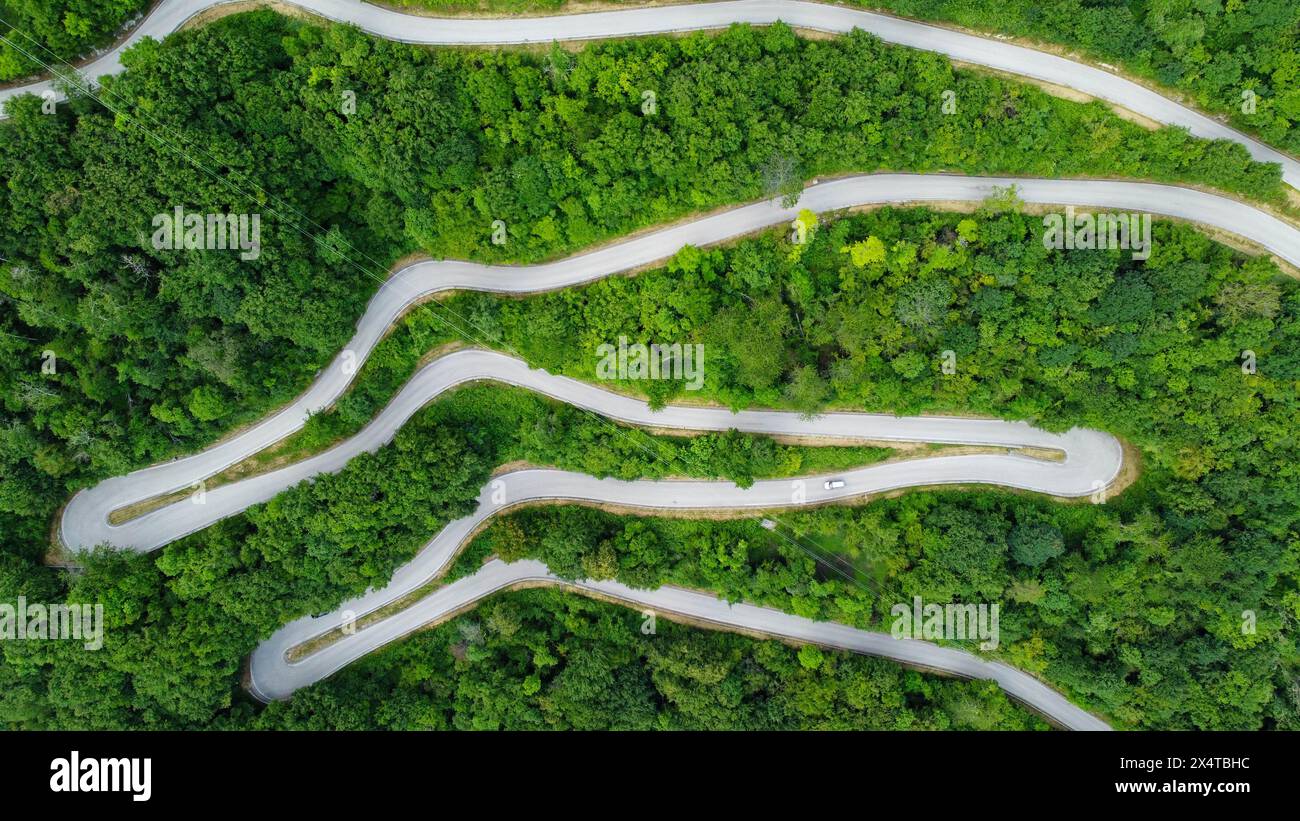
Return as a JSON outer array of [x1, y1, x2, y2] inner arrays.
[[249, 557, 1113, 731], [2, 0, 1296, 189], [63, 170, 1300, 553]]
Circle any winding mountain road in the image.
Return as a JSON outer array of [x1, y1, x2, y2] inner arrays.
[[59, 172, 1300, 729], [1, 0, 1297, 189]]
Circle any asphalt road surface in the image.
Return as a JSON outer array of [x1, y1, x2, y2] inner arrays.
[[1, 0, 1296, 188]]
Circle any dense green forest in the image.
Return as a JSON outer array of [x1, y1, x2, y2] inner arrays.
[[243, 588, 1047, 730], [1, 11, 1297, 730], [0, 0, 148, 80]]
